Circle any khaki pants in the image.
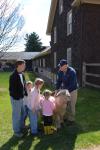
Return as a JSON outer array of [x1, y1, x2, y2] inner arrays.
[[66, 90, 78, 121]]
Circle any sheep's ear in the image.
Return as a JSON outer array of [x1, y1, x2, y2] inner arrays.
[[65, 90, 70, 96], [67, 96, 71, 101], [55, 90, 60, 97]]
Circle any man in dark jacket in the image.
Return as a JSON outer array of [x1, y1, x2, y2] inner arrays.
[[56, 59, 78, 125], [9, 60, 27, 137]]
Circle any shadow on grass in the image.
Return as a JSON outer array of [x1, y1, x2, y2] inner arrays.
[[0, 123, 80, 150], [0, 135, 20, 150], [0, 135, 33, 150], [34, 123, 80, 150], [18, 135, 34, 150]]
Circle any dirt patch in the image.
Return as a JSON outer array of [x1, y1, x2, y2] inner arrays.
[[0, 88, 7, 92], [79, 145, 100, 150]]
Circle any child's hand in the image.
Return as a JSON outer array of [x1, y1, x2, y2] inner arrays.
[[54, 90, 60, 97], [32, 108, 35, 113]]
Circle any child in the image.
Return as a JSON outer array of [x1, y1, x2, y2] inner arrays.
[[23, 81, 33, 128], [40, 89, 55, 135], [24, 78, 44, 135]]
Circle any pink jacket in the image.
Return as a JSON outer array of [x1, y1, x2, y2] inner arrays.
[[40, 96, 55, 116]]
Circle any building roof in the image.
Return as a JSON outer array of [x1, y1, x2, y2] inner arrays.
[[46, 0, 58, 35], [46, 0, 100, 35], [0, 52, 39, 60], [32, 47, 51, 59], [72, 0, 100, 7]]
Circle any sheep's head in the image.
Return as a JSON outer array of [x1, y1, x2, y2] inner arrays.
[[55, 90, 70, 107], [56, 90, 70, 101]]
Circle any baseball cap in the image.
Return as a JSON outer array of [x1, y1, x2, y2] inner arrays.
[[58, 59, 68, 67]]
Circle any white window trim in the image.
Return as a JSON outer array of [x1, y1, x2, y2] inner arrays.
[[54, 52, 57, 68], [36, 60, 38, 66], [54, 26, 57, 44], [40, 59, 41, 67], [59, 0, 63, 15], [67, 10, 72, 36], [43, 59, 45, 68], [67, 48, 72, 66]]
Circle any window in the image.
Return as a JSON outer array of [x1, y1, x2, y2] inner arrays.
[[59, 0, 63, 15], [67, 48, 72, 66], [67, 10, 72, 35], [32, 61, 34, 69], [43, 59, 45, 67], [33, 60, 36, 66], [54, 26, 57, 44], [40, 59, 41, 67], [36, 60, 38, 66], [54, 52, 57, 68]]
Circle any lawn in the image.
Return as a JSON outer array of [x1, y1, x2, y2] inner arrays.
[[0, 72, 100, 150]]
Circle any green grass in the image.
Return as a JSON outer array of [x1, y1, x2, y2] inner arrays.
[[0, 72, 100, 150]]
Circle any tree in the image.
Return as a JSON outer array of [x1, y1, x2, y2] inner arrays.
[[24, 32, 43, 52], [0, 0, 24, 58]]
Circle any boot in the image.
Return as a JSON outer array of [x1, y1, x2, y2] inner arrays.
[[47, 126, 53, 134], [51, 126, 57, 132], [44, 126, 48, 135]]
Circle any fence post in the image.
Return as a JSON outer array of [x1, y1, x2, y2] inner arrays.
[[82, 62, 86, 87]]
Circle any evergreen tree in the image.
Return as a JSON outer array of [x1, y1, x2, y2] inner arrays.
[[25, 32, 43, 52]]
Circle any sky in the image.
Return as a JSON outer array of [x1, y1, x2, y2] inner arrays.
[[10, 0, 51, 51]]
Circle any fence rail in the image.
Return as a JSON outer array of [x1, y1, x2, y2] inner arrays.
[[82, 62, 100, 89]]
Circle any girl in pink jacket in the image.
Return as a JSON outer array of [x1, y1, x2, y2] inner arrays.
[[40, 89, 55, 135]]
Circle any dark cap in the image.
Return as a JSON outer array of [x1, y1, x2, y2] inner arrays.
[[58, 59, 68, 67]]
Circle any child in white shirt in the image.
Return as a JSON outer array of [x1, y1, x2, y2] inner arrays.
[[25, 78, 44, 135]]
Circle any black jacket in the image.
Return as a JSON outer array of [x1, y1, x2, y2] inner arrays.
[[9, 70, 27, 100]]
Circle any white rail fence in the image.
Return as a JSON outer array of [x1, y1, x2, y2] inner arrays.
[[82, 62, 100, 89]]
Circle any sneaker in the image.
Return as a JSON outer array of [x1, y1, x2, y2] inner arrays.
[[14, 133, 23, 138]]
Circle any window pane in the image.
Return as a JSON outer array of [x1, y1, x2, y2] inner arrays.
[[69, 12, 72, 24], [43, 59, 45, 67], [54, 52, 57, 68], [40, 59, 41, 67], [54, 26, 57, 43], [67, 48, 72, 66], [67, 10, 72, 35], [59, 0, 63, 14]]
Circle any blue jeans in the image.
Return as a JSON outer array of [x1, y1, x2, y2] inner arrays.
[[23, 105, 29, 124], [28, 109, 38, 134], [10, 97, 25, 134]]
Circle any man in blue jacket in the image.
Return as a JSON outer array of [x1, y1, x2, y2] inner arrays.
[[56, 59, 78, 125]]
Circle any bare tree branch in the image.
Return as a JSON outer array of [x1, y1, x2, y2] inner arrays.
[[0, 0, 25, 58]]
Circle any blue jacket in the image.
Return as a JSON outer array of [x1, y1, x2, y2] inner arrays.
[[56, 67, 78, 92]]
